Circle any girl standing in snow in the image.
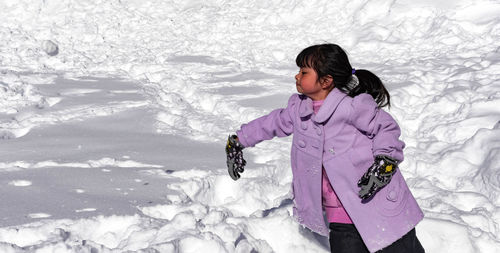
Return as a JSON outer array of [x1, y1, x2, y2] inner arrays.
[[225, 43, 425, 253]]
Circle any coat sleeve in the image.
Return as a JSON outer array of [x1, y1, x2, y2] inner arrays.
[[236, 94, 297, 148], [349, 94, 405, 162]]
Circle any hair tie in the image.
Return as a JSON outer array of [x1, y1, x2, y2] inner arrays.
[[347, 75, 359, 89], [352, 68, 356, 74]]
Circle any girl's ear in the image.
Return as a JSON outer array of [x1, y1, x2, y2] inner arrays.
[[320, 75, 334, 89]]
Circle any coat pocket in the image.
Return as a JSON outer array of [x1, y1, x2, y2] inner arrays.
[[374, 172, 409, 217]]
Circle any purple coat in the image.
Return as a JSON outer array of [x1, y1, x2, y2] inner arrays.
[[237, 88, 424, 252]]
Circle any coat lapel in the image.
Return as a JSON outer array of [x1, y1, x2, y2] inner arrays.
[[315, 88, 348, 123], [298, 88, 348, 123], [298, 94, 314, 118]]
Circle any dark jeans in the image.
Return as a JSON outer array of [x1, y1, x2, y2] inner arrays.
[[329, 223, 425, 253]]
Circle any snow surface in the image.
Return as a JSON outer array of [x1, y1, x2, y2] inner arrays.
[[0, 0, 499, 252]]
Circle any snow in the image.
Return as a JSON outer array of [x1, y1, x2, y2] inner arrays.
[[0, 0, 499, 252], [7, 180, 32, 187]]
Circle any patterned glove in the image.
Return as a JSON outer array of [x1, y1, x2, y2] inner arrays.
[[225, 134, 246, 180], [358, 155, 398, 200]]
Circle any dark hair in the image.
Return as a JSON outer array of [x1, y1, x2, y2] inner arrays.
[[295, 43, 391, 108]]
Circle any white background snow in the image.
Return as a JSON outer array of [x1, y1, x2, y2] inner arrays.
[[0, 0, 499, 252]]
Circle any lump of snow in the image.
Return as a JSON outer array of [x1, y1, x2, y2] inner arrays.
[[8, 180, 32, 187], [41, 40, 59, 56], [27, 213, 51, 219]]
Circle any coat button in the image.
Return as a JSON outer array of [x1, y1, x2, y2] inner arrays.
[[298, 140, 306, 148], [301, 122, 308, 130], [316, 128, 322, 135], [387, 190, 398, 202], [329, 148, 335, 154]]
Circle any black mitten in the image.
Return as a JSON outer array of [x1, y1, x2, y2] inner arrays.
[[358, 155, 398, 200], [225, 134, 246, 180]]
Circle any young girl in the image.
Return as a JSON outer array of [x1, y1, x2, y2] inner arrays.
[[225, 44, 425, 253]]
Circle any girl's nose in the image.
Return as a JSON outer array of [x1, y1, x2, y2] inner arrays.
[[295, 74, 299, 80]]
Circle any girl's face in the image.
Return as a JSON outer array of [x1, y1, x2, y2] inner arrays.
[[295, 67, 331, 100]]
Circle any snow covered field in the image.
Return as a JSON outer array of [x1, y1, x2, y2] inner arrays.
[[0, 0, 499, 252]]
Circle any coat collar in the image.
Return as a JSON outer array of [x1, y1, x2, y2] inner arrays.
[[298, 88, 348, 123]]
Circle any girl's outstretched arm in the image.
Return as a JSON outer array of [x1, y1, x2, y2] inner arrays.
[[349, 94, 405, 162], [236, 94, 297, 148]]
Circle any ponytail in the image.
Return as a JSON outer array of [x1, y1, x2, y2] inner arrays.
[[296, 44, 391, 108], [349, 69, 391, 108]]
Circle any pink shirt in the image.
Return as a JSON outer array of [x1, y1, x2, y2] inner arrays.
[[313, 100, 353, 224]]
